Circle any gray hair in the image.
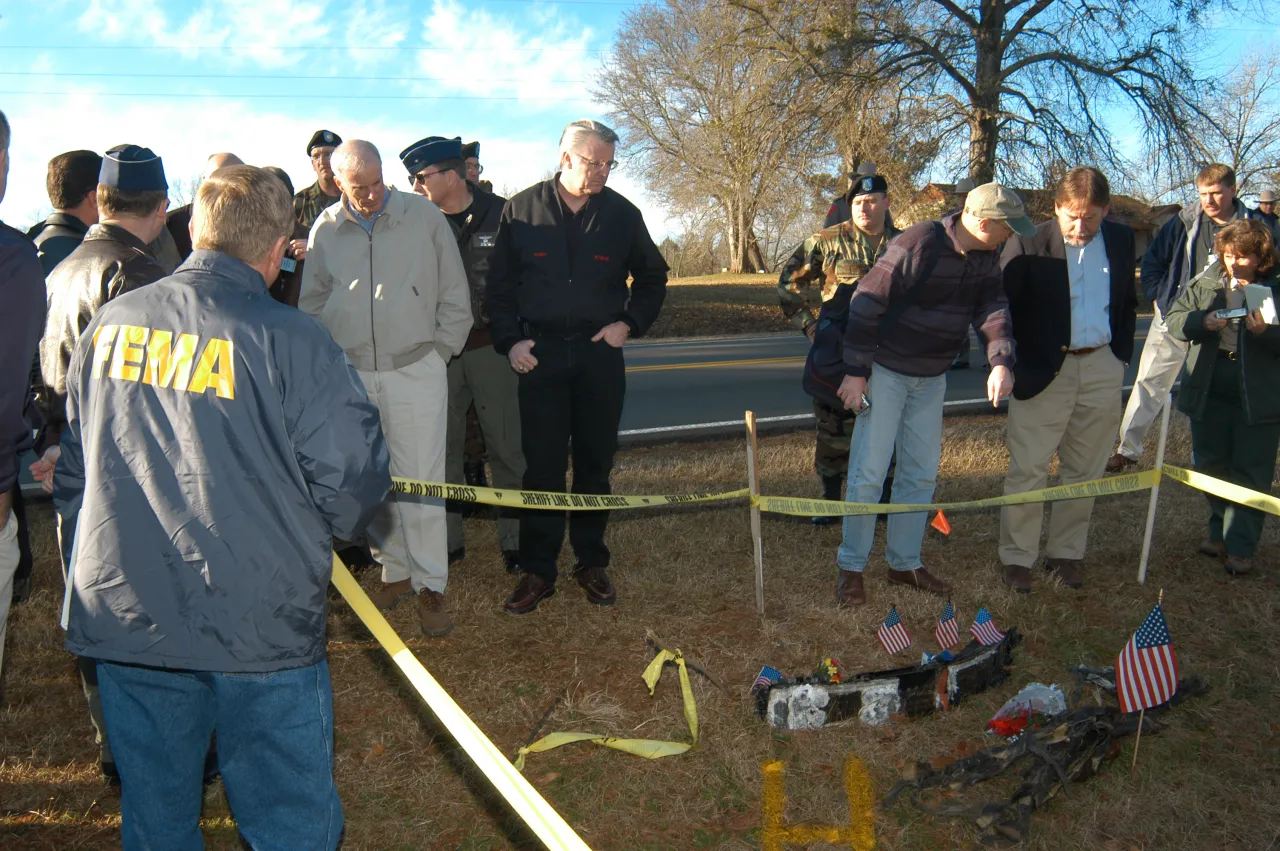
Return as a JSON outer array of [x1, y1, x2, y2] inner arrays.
[[331, 140, 382, 177], [558, 119, 618, 157], [0, 109, 9, 152]]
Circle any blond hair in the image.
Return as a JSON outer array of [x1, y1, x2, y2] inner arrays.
[[192, 165, 294, 264]]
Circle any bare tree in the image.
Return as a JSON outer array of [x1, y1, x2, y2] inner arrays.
[[1189, 49, 1280, 195], [738, 0, 1237, 185], [597, 0, 826, 273]]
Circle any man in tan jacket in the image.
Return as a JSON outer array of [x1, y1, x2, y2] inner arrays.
[[300, 139, 471, 636]]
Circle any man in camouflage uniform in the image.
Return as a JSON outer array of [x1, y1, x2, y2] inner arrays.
[[780, 174, 899, 523], [294, 129, 343, 231]]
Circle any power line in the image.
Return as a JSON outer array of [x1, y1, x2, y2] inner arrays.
[[0, 44, 609, 53], [0, 90, 594, 102], [0, 71, 589, 83]]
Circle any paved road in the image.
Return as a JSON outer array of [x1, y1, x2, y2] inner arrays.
[[619, 316, 1157, 440]]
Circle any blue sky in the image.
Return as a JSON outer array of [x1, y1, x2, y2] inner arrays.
[[0, 0, 1275, 232]]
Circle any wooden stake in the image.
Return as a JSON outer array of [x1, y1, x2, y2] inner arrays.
[[1137, 400, 1173, 584], [745, 410, 766, 614], [1131, 589, 1165, 771]]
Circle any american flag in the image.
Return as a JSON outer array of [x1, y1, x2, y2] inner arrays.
[[752, 666, 783, 691], [1116, 603, 1179, 714], [935, 600, 959, 650], [970, 607, 1006, 646], [878, 606, 913, 655]]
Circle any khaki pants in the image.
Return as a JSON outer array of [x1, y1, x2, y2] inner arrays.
[[445, 345, 525, 553], [0, 509, 17, 678], [359, 352, 449, 594], [1000, 347, 1124, 566], [1116, 307, 1187, 459]]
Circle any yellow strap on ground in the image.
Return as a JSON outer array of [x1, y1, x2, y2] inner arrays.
[[329, 558, 592, 851], [391, 477, 749, 510], [514, 650, 698, 771], [755, 469, 1160, 517], [1162, 464, 1280, 516]]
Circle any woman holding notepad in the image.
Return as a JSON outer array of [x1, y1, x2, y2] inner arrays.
[[1167, 219, 1280, 575]]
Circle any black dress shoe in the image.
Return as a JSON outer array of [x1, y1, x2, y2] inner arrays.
[[502, 550, 522, 574], [448, 547, 466, 565], [574, 565, 616, 606], [504, 573, 555, 615]]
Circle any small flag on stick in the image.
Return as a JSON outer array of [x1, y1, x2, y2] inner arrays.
[[935, 599, 959, 650], [877, 605, 913, 655], [930, 511, 951, 535], [752, 666, 783, 692], [970, 607, 1007, 646], [1116, 602, 1178, 714]]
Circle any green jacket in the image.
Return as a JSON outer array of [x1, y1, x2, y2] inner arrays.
[[1165, 265, 1280, 424], [777, 220, 899, 333]]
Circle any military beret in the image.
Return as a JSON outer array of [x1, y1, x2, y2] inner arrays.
[[306, 129, 341, 156], [851, 174, 888, 197], [99, 145, 167, 192], [461, 141, 480, 160], [399, 136, 462, 175]]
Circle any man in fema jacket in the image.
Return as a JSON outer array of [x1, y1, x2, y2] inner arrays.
[[54, 165, 390, 851]]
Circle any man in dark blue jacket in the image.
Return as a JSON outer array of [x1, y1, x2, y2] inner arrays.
[[54, 164, 390, 850], [26, 150, 102, 274], [1108, 163, 1260, 472], [0, 109, 47, 686]]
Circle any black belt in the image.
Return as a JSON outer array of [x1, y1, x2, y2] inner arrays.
[[1061, 344, 1104, 356], [1217, 348, 1239, 361], [521, 320, 600, 340]]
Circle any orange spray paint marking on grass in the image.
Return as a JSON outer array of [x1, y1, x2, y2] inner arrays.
[[761, 757, 876, 850]]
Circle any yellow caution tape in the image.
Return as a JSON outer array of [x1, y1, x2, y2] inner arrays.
[[329, 557, 592, 851], [1162, 464, 1280, 516], [391, 477, 749, 510], [514, 649, 698, 771], [755, 469, 1160, 517]]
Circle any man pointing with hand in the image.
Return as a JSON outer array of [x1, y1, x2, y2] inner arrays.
[[832, 183, 1024, 607], [488, 119, 668, 615]]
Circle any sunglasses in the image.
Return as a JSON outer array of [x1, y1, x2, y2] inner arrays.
[[411, 169, 448, 186]]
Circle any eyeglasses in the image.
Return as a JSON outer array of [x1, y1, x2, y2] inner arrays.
[[468, 163, 485, 176], [411, 169, 448, 186], [310, 150, 334, 163], [571, 152, 617, 172]]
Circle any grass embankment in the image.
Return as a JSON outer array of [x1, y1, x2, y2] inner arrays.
[[2, 414, 1277, 849], [646, 273, 793, 339]]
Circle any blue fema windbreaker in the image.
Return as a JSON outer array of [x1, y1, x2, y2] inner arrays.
[[54, 250, 391, 673]]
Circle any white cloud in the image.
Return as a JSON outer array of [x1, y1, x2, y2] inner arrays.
[[76, 0, 332, 68], [344, 0, 408, 67], [0, 89, 673, 238]]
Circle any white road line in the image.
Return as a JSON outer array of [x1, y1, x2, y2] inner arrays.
[[618, 381, 1169, 437]]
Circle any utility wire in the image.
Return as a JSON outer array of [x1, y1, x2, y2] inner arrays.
[[0, 71, 589, 83]]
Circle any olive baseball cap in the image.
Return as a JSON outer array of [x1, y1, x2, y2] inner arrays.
[[964, 183, 1036, 237]]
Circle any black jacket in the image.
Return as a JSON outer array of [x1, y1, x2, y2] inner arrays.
[[487, 177, 668, 354], [1001, 219, 1138, 400], [54, 250, 390, 672], [0, 222, 45, 493], [451, 185, 505, 349], [166, 204, 194, 262], [26, 212, 91, 274], [39, 224, 166, 447]]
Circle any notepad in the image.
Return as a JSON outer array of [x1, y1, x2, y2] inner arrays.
[[1244, 284, 1278, 324]]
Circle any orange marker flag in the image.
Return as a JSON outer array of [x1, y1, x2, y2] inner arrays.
[[930, 511, 951, 535]]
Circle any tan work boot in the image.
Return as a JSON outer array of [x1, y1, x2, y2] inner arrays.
[[836, 570, 866, 607], [418, 589, 453, 636], [368, 579, 413, 612]]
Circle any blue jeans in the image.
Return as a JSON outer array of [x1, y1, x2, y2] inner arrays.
[[97, 659, 343, 851], [837, 365, 946, 572]]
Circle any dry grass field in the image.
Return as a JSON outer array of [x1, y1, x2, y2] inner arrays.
[[2, 413, 1278, 849], [646, 274, 792, 339]]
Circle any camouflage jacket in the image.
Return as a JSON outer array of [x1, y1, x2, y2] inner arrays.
[[294, 181, 342, 231], [777, 220, 901, 332]]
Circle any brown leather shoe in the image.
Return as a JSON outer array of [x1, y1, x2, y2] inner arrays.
[[1224, 555, 1253, 576], [1105, 453, 1136, 474], [575, 565, 616, 606], [1198, 540, 1225, 560], [1045, 558, 1084, 589], [836, 570, 866, 606], [886, 567, 952, 596], [504, 573, 555, 615], [417, 589, 453, 637], [368, 579, 413, 612], [1002, 564, 1032, 594]]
